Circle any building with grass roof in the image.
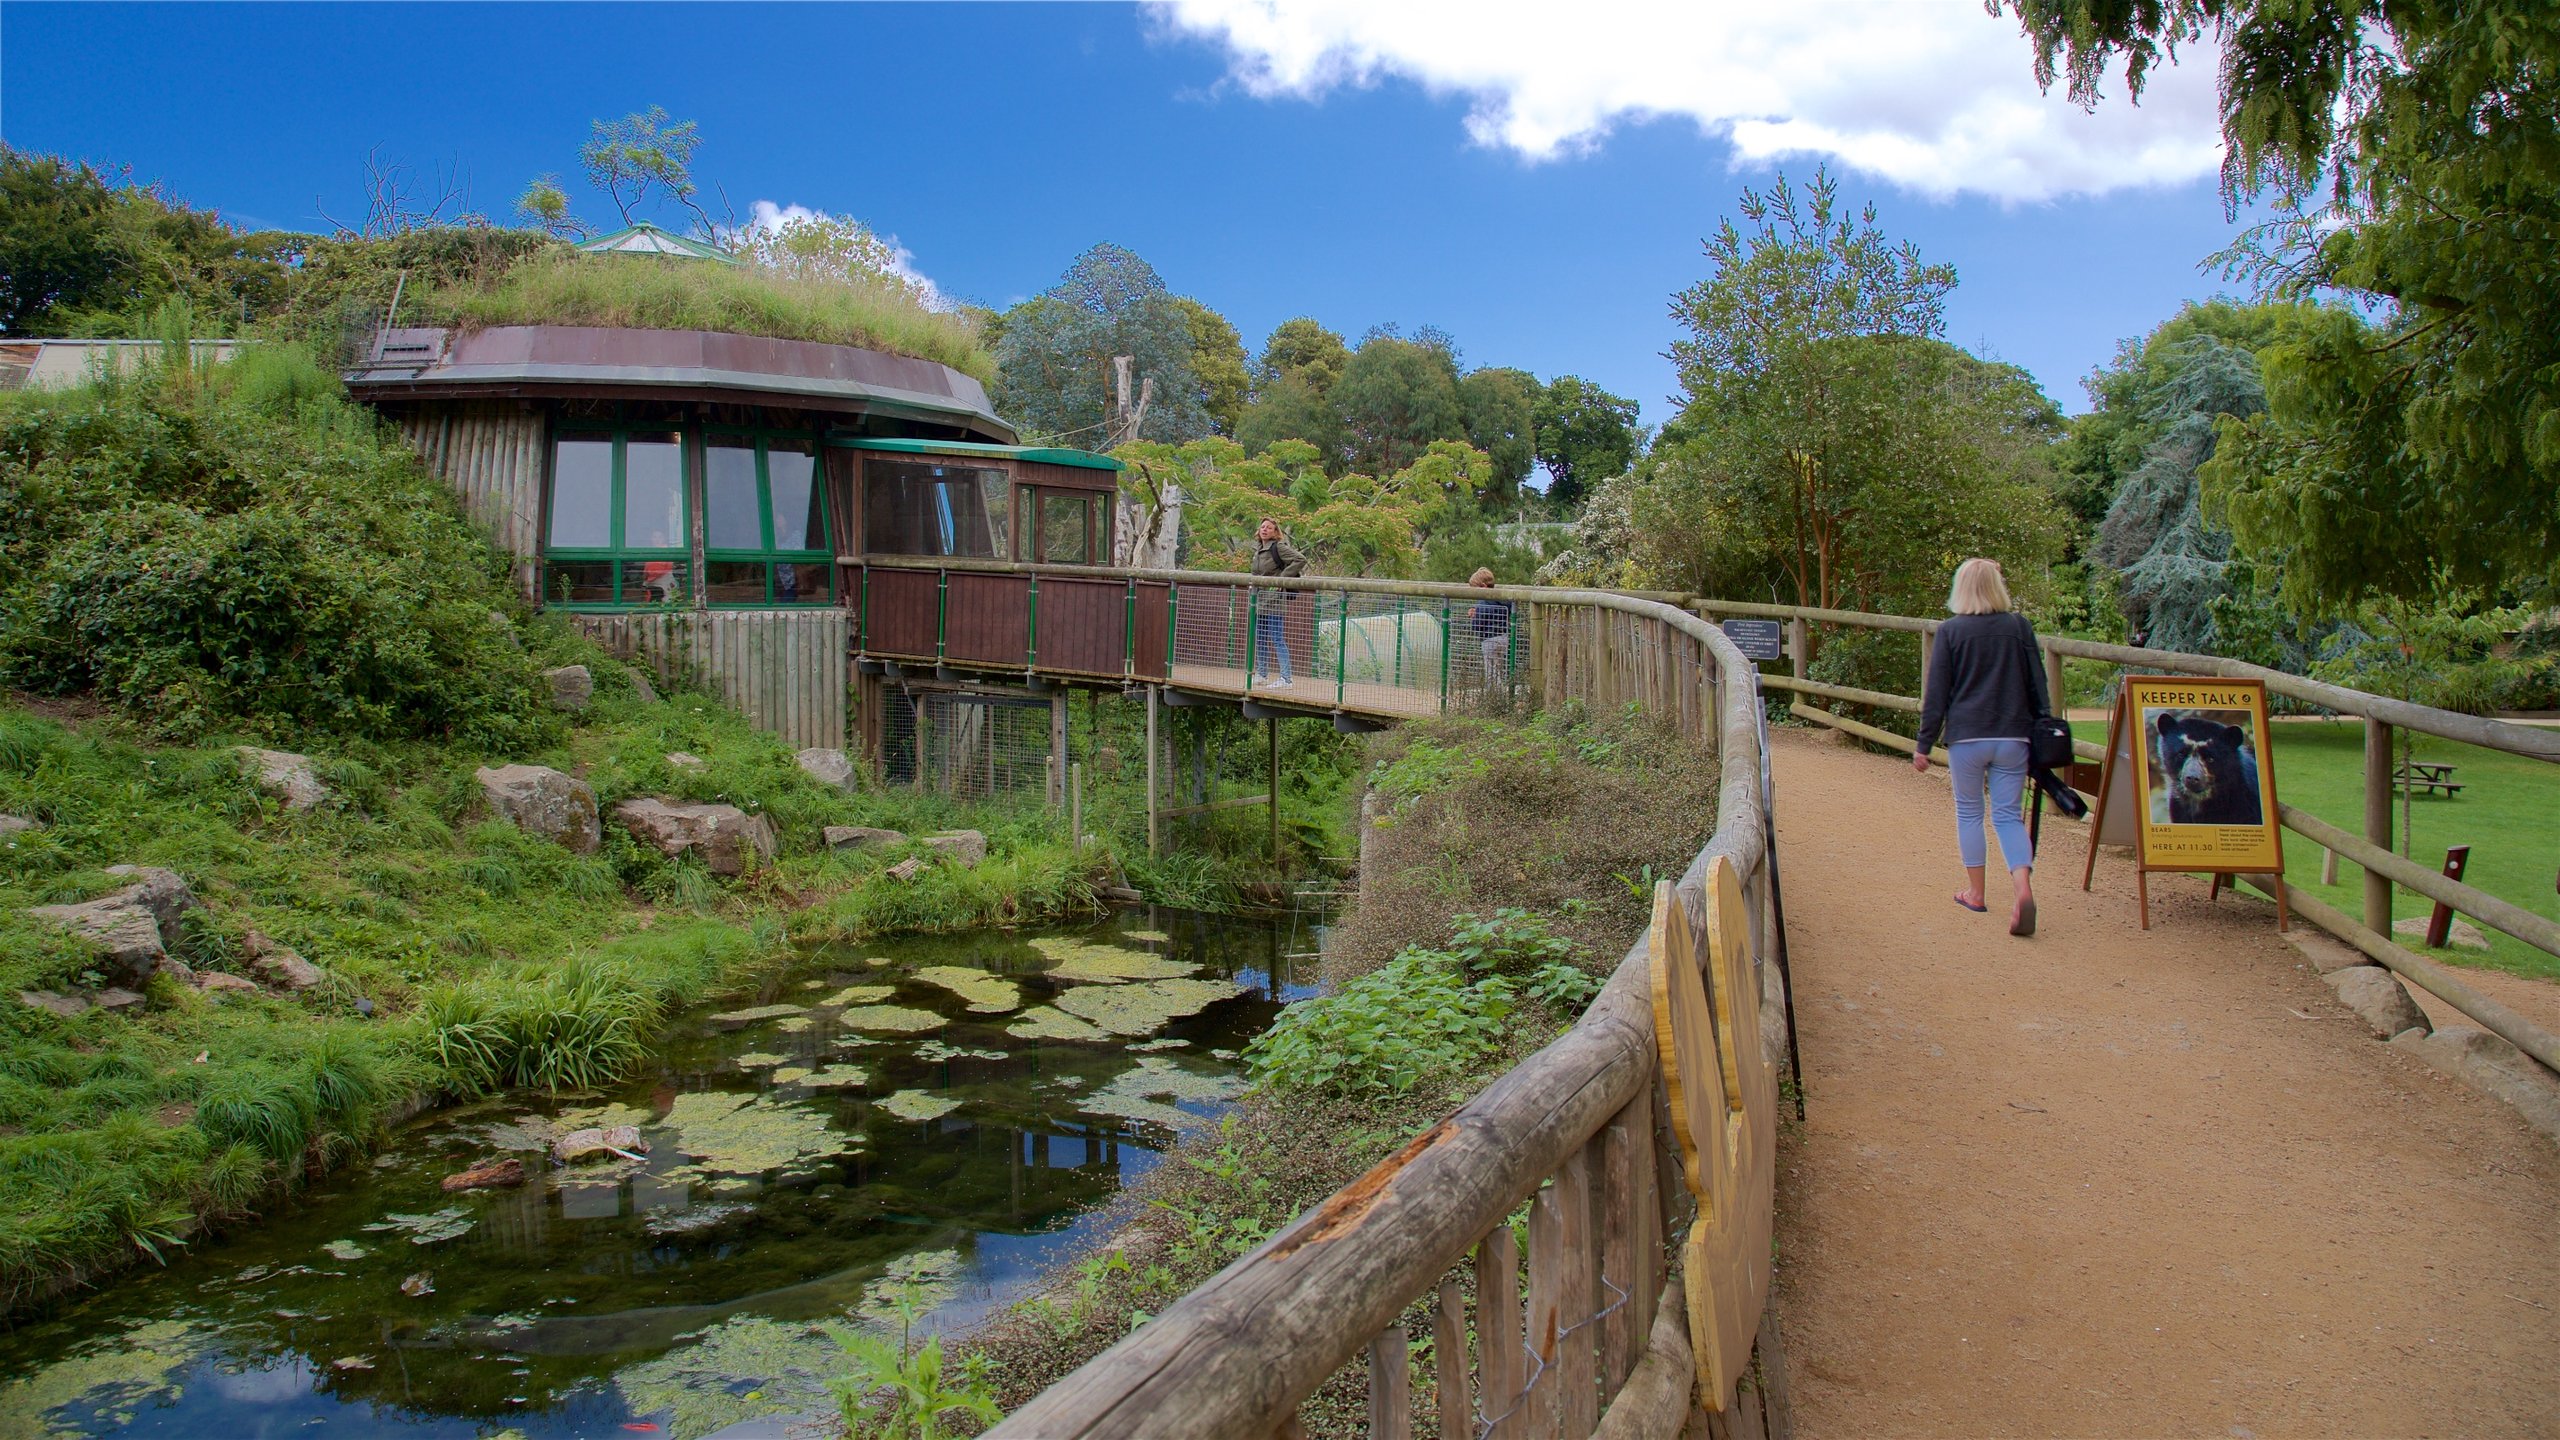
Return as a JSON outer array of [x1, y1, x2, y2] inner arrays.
[[343, 242, 1137, 772]]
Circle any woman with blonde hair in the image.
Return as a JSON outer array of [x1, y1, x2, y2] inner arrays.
[[1913, 557, 2051, 936]]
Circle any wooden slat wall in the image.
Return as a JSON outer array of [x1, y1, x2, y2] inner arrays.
[[398, 401, 546, 593], [946, 572, 1033, 667], [864, 567, 941, 659], [1132, 581, 1171, 681], [1037, 578, 1130, 678], [571, 608, 848, 751]]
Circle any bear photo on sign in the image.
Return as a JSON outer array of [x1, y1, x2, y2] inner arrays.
[[2143, 709, 2264, 826]]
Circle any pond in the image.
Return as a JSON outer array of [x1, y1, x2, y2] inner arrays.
[[0, 907, 1321, 1439]]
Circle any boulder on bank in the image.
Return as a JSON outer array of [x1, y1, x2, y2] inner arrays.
[[543, 665, 594, 712], [27, 865, 200, 988], [236, 746, 329, 811], [191, 970, 260, 997], [2324, 965, 2430, 1040], [475, 765, 601, 853], [0, 814, 40, 836], [796, 747, 858, 792], [824, 825, 906, 852], [245, 928, 326, 991], [626, 666, 660, 705], [665, 752, 706, 772], [922, 830, 987, 868], [614, 798, 777, 877]]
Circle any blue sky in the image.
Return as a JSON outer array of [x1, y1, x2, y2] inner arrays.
[[1, 2, 2250, 423]]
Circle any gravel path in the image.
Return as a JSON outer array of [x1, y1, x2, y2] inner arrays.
[[1766, 727, 2560, 1437]]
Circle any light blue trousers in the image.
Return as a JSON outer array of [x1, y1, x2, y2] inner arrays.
[[1949, 738, 2032, 872]]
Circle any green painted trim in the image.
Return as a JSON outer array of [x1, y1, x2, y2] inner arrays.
[[826, 436, 1122, 472], [575, 220, 742, 265]]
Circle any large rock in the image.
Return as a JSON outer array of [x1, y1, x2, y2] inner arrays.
[[237, 746, 328, 810], [191, 971, 259, 996], [475, 765, 601, 854], [2392, 1025, 2560, 1145], [2324, 965, 2430, 1040], [245, 929, 326, 991], [824, 825, 906, 852], [614, 798, 777, 877], [28, 866, 200, 987], [543, 665, 594, 713], [0, 814, 39, 836], [921, 830, 987, 868], [665, 752, 706, 772], [796, 747, 858, 792], [18, 989, 90, 1019], [627, 668, 660, 706]]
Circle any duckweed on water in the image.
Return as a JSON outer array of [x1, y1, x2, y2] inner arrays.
[[913, 1040, 1006, 1063], [320, 1240, 368, 1262], [877, 1090, 964, 1123], [358, 1207, 476, 1245], [1078, 1057, 1242, 1132], [911, 964, 1024, 1014], [1123, 929, 1172, 944], [1004, 1005, 1108, 1042], [1055, 976, 1247, 1036], [612, 1313, 839, 1440], [662, 1092, 854, 1177], [819, 983, 896, 1007], [731, 1052, 790, 1070], [1029, 936, 1199, 984], [708, 1004, 809, 1026], [0, 1318, 207, 1439], [1129, 1038, 1191, 1052], [797, 1064, 871, 1089], [836, 1003, 948, 1034]]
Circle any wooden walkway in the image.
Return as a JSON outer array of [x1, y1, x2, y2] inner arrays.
[[1767, 727, 2560, 1435], [1166, 661, 1486, 721]]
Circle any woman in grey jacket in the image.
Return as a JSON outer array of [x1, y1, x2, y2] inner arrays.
[[1912, 558, 2051, 937]]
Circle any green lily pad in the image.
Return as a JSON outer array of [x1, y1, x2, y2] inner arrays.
[[361, 1207, 476, 1245], [1028, 936, 1199, 984], [1121, 928, 1171, 944], [1129, 1037, 1190, 1052], [911, 964, 1023, 1014], [614, 1314, 838, 1440], [1081, 1056, 1243, 1131], [770, 1066, 813, 1085], [1053, 976, 1245, 1036], [800, 1063, 870, 1089], [322, 1239, 368, 1262], [732, 1052, 790, 1070], [707, 1003, 808, 1027], [837, 1004, 947, 1034], [774, 1015, 815, 1033], [819, 983, 895, 1007], [0, 1319, 207, 1435], [876, 1090, 963, 1122], [912, 1040, 1006, 1063], [1004, 1005, 1107, 1042], [663, 1091, 856, 1176]]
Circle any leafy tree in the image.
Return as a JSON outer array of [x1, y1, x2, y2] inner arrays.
[[2089, 334, 2265, 653], [1653, 169, 2042, 623], [1333, 334, 1465, 476], [1257, 316, 1351, 394], [994, 244, 1208, 445], [2053, 301, 2306, 530], [513, 176, 583, 239], [1457, 366, 1539, 509], [0, 149, 123, 335], [1115, 434, 1489, 578], [579, 106, 711, 232], [2004, 0, 2560, 609], [0, 148, 297, 339], [1532, 376, 1641, 509], [1173, 296, 1250, 436], [1236, 370, 1345, 468]]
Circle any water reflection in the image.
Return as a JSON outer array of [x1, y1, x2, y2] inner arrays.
[[0, 907, 1322, 1439]]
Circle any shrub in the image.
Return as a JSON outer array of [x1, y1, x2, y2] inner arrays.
[[1246, 947, 1514, 1097]]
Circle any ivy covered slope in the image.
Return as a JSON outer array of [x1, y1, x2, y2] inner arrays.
[[0, 353, 1094, 1314]]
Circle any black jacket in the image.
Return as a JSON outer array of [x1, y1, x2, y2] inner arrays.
[[1251, 536, 1307, 577], [1914, 611, 2050, 752]]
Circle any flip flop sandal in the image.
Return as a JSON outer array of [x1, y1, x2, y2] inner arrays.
[[2010, 900, 2038, 937], [1952, 894, 1987, 913]]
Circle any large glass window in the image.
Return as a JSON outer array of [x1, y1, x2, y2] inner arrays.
[[704, 432, 832, 607], [541, 429, 690, 608], [862, 458, 1009, 559], [1031, 488, 1098, 565]]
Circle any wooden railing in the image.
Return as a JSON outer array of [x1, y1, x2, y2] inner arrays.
[[1688, 596, 2560, 1080], [907, 570, 1789, 1440]]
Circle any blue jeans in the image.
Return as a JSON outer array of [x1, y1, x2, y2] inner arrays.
[[1254, 612, 1291, 683], [1949, 739, 2032, 871]]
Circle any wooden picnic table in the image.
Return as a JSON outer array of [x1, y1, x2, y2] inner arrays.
[[2395, 759, 2465, 797]]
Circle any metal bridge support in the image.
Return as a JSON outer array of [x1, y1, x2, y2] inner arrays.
[[1144, 685, 1160, 858]]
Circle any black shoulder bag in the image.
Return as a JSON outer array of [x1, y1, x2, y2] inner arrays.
[[2024, 621, 2087, 848]]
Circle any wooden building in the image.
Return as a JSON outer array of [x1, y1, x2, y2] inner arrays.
[[344, 321, 1124, 757]]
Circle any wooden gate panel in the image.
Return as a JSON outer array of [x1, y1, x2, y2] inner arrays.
[[1038, 577, 1130, 678], [864, 566, 940, 660], [945, 571, 1031, 667]]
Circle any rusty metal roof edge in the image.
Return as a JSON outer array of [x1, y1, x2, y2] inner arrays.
[[343, 362, 1015, 441]]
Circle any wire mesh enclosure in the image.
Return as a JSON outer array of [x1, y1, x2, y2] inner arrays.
[[876, 687, 1057, 800], [1168, 581, 1528, 717]]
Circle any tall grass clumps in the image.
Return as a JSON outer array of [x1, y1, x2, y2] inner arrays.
[[429, 250, 993, 381]]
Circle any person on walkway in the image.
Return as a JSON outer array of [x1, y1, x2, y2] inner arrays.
[[1466, 567, 1513, 695], [1250, 518, 1307, 689], [1913, 557, 2049, 936]]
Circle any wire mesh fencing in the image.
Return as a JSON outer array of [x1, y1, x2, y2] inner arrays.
[[1168, 581, 1527, 717], [876, 688, 1057, 801]]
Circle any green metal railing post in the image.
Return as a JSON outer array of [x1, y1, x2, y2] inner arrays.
[[1122, 580, 1136, 677], [1392, 598, 1405, 693], [1025, 575, 1039, 670], [1337, 593, 1350, 707], [935, 570, 948, 661], [1437, 599, 1452, 713]]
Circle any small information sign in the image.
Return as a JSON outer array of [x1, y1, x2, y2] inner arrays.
[[1719, 618, 1784, 662]]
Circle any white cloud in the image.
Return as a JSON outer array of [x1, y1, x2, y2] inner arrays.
[[743, 200, 953, 309], [1150, 0, 2223, 203]]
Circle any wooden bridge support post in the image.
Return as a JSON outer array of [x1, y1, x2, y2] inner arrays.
[[1049, 693, 1068, 809], [2043, 644, 2067, 715], [1783, 618, 1808, 681], [2364, 717, 2393, 932], [1145, 685, 1160, 858]]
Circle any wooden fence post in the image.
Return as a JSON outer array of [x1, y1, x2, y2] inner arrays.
[[2364, 717, 2393, 932], [2043, 644, 2066, 715]]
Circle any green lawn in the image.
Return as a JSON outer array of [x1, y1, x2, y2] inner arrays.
[[2073, 717, 2560, 983]]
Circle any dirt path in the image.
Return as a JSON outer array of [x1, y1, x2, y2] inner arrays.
[[1766, 727, 2560, 1438]]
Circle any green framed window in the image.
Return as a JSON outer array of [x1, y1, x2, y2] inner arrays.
[[704, 432, 832, 606], [541, 428, 690, 608]]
